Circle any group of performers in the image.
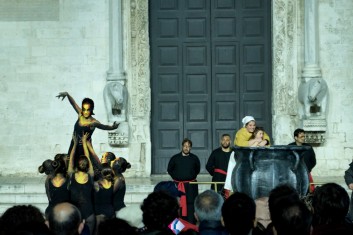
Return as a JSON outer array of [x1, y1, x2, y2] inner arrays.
[[38, 92, 318, 229], [168, 115, 317, 224], [38, 92, 131, 235]]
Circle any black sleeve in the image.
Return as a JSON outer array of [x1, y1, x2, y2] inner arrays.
[[206, 151, 215, 176], [167, 155, 176, 179], [344, 164, 353, 185], [195, 155, 201, 176]]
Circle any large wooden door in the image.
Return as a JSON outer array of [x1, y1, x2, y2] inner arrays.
[[150, 0, 272, 174]]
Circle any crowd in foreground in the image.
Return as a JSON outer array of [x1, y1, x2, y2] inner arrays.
[[1, 181, 353, 235]]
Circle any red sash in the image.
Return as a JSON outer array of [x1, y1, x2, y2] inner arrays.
[[309, 173, 315, 193], [214, 168, 227, 175], [174, 179, 196, 217]]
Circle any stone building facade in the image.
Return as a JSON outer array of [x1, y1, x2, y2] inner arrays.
[[0, 0, 352, 177]]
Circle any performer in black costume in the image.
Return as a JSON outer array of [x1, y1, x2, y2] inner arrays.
[[112, 157, 131, 212], [206, 134, 233, 195], [94, 165, 115, 234], [38, 158, 70, 218], [56, 92, 119, 177], [167, 138, 200, 224], [67, 133, 95, 235]]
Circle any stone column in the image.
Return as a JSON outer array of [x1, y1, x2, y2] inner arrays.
[[105, 0, 129, 146], [107, 0, 125, 82], [300, 0, 327, 144], [302, 0, 321, 78]]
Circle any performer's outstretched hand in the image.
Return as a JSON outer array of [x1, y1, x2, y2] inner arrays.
[[112, 121, 120, 129], [56, 92, 69, 100]]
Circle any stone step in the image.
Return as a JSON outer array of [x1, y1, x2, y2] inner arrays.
[[0, 175, 212, 216]]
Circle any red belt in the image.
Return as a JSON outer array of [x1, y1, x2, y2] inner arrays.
[[309, 173, 315, 193], [214, 168, 227, 175], [174, 179, 196, 217]]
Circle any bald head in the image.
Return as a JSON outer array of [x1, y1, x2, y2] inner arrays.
[[194, 190, 223, 221], [47, 202, 83, 235]]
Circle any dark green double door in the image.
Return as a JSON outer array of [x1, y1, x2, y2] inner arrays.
[[150, 0, 272, 174]]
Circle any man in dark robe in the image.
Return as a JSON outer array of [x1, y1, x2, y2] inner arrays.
[[206, 134, 233, 196], [167, 138, 200, 224]]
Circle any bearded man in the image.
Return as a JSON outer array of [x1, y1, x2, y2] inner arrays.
[[206, 134, 234, 196]]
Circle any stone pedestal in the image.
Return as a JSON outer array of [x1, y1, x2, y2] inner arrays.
[[108, 122, 129, 146], [303, 119, 326, 144]]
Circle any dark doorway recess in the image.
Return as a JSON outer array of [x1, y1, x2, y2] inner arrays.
[[150, 0, 272, 174]]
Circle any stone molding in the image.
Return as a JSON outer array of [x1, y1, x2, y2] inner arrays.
[[130, 0, 150, 118], [272, 0, 298, 117]]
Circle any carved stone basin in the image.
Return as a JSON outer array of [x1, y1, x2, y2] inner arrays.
[[231, 146, 310, 199]]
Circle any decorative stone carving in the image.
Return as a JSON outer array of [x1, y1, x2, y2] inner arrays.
[[105, 0, 129, 146], [130, 0, 150, 117], [298, 78, 328, 118], [103, 81, 128, 123], [108, 122, 129, 146], [303, 119, 327, 144], [272, 0, 297, 114]]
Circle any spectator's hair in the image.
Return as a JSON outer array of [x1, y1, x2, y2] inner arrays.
[[97, 218, 138, 235], [294, 128, 305, 138], [250, 127, 264, 140], [112, 157, 131, 174], [222, 192, 256, 235], [141, 191, 179, 232], [1, 205, 45, 234], [221, 134, 231, 139], [16, 221, 53, 235], [273, 200, 312, 235], [76, 155, 89, 172], [182, 138, 192, 147], [194, 190, 224, 221], [312, 183, 350, 225], [82, 98, 95, 115], [47, 202, 82, 235], [153, 181, 183, 198], [268, 184, 300, 223]]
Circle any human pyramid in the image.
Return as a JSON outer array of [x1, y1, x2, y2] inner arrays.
[[37, 92, 131, 235]]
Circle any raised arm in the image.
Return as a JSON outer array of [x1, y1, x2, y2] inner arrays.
[[82, 132, 94, 177], [56, 92, 81, 114], [45, 176, 51, 202], [248, 139, 259, 147], [67, 134, 78, 175], [91, 121, 120, 131], [263, 132, 271, 145]]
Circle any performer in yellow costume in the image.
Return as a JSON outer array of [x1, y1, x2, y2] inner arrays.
[[234, 116, 271, 147]]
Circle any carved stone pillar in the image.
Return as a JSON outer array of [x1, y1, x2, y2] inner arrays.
[[105, 0, 129, 146], [299, 0, 327, 144]]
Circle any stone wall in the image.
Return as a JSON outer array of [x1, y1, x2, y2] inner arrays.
[[272, 0, 353, 177], [0, 0, 352, 177], [314, 0, 353, 176], [0, 0, 112, 176]]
